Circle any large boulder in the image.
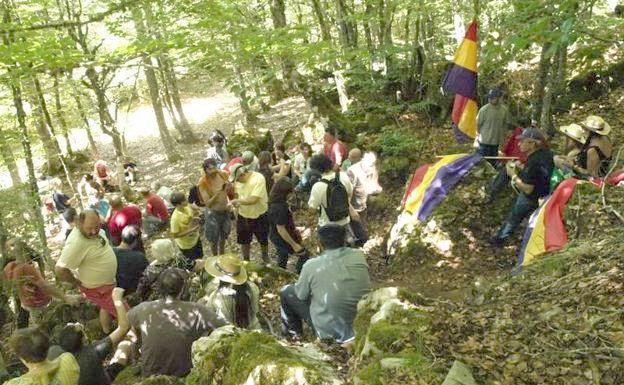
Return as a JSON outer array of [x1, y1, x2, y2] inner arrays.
[[187, 325, 343, 385], [350, 287, 443, 385]]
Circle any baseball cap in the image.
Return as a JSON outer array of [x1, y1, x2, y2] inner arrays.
[[516, 127, 545, 142], [229, 163, 247, 182], [487, 89, 502, 98]]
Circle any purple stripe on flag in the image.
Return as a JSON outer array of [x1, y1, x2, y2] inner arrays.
[[442, 65, 478, 100], [516, 200, 547, 268], [453, 123, 473, 143], [417, 153, 483, 221]]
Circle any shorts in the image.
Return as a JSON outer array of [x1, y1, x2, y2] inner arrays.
[[236, 213, 269, 245], [79, 284, 128, 317], [203, 209, 231, 244], [180, 239, 204, 261]]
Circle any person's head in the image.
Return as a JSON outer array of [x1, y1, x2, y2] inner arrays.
[[204, 254, 251, 328], [120, 225, 139, 248], [63, 207, 78, 225], [158, 267, 186, 298], [138, 185, 151, 198], [148, 239, 179, 264], [170, 192, 187, 208], [580, 115, 611, 137], [242, 151, 255, 166], [78, 210, 101, 239], [300, 142, 312, 157], [9, 328, 50, 364], [258, 151, 272, 168], [324, 128, 337, 144], [109, 195, 124, 210], [5, 238, 27, 262], [309, 154, 333, 173], [517, 127, 546, 155], [487, 89, 502, 105], [58, 323, 86, 353], [348, 148, 362, 164], [269, 177, 293, 203], [559, 123, 589, 150], [51, 178, 63, 191], [229, 164, 250, 183], [210, 132, 225, 148], [84, 174, 94, 182], [202, 158, 219, 176], [318, 224, 346, 250], [231, 151, 242, 159], [151, 181, 162, 191]]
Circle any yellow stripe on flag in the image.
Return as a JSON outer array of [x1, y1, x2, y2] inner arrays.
[[404, 154, 466, 215], [453, 39, 478, 73], [458, 99, 478, 139], [522, 207, 547, 266]]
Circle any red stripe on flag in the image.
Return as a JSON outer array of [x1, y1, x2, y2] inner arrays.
[[543, 178, 579, 252], [401, 164, 432, 207], [464, 21, 477, 42], [451, 94, 471, 125]]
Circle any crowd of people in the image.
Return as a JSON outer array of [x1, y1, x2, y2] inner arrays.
[[1, 127, 383, 384]]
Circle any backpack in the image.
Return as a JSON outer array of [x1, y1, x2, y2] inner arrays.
[[319, 172, 350, 222]]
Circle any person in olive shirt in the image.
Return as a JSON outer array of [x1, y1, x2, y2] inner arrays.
[[128, 268, 225, 377], [170, 192, 203, 267], [490, 127, 554, 246], [476, 89, 513, 163]]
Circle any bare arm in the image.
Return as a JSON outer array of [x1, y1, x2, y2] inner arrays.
[[39, 282, 81, 306], [276, 225, 303, 252], [55, 266, 81, 288], [109, 288, 130, 346], [512, 176, 535, 196]]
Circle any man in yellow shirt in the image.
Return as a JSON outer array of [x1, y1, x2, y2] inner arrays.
[[170, 192, 203, 267], [229, 164, 269, 262]]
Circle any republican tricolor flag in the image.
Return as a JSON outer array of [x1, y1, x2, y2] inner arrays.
[[442, 21, 479, 142]]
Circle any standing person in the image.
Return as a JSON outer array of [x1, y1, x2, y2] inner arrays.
[[201, 254, 261, 330], [228, 164, 270, 263], [138, 185, 169, 236], [292, 142, 313, 186], [58, 287, 131, 385], [55, 210, 120, 333], [4, 328, 79, 385], [198, 159, 231, 257], [279, 224, 371, 342], [170, 192, 203, 267], [490, 128, 554, 246], [242, 150, 260, 172], [3, 242, 81, 325], [113, 226, 149, 293], [271, 142, 292, 180], [307, 154, 356, 243], [257, 151, 275, 194], [346, 148, 369, 222], [323, 128, 348, 170], [476, 89, 514, 162], [206, 132, 230, 168], [107, 195, 142, 247], [268, 177, 308, 273], [128, 268, 225, 377]]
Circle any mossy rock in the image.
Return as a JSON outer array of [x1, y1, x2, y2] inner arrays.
[[350, 287, 442, 385], [188, 325, 343, 385]]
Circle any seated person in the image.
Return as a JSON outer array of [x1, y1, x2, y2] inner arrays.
[[554, 123, 589, 172], [490, 128, 554, 246], [108, 195, 143, 247], [136, 239, 185, 302], [200, 254, 261, 330], [62, 207, 78, 240], [170, 192, 203, 265], [79, 173, 105, 207], [280, 224, 371, 343], [123, 160, 138, 186], [113, 226, 149, 293], [487, 126, 529, 203], [57, 287, 131, 385], [152, 181, 174, 211], [574, 115, 613, 177], [51, 178, 78, 214], [4, 328, 79, 385], [94, 159, 115, 192], [138, 185, 170, 236], [128, 268, 225, 377]]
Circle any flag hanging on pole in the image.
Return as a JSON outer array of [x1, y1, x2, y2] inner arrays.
[[442, 21, 479, 142]]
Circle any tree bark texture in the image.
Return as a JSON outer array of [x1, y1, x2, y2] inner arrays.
[[53, 73, 74, 155], [0, 128, 22, 187], [311, 0, 332, 43]]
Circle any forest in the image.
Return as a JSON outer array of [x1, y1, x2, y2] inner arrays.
[[0, 0, 623, 384]]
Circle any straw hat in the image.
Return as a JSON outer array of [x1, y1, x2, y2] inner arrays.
[[149, 239, 179, 264], [580, 115, 611, 136], [559, 123, 589, 144], [204, 254, 248, 285]]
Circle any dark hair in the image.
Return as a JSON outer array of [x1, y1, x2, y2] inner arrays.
[[121, 225, 139, 245], [274, 142, 286, 152], [78, 209, 99, 223], [269, 177, 293, 203], [203, 158, 218, 171], [170, 192, 186, 206], [187, 186, 203, 207], [318, 224, 346, 249], [85, 174, 94, 181], [258, 151, 272, 167], [309, 154, 333, 173], [300, 142, 312, 152], [63, 207, 78, 223], [158, 268, 186, 298], [9, 328, 50, 363], [218, 281, 252, 328], [231, 151, 242, 158], [58, 325, 84, 353]]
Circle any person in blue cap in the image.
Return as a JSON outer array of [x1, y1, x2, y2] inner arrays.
[[476, 88, 514, 164], [490, 127, 554, 247]]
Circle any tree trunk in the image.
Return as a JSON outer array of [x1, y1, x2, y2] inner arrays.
[[85, 66, 124, 157], [70, 80, 99, 155], [533, 41, 552, 121], [52, 73, 74, 156], [311, 0, 332, 43], [0, 128, 22, 187], [335, 0, 357, 48], [234, 64, 254, 128], [363, 0, 374, 53], [540, 61, 558, 137], [270, 0, 297, 90]]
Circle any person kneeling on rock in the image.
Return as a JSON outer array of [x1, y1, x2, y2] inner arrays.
[[280, 224, 371, 344]]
